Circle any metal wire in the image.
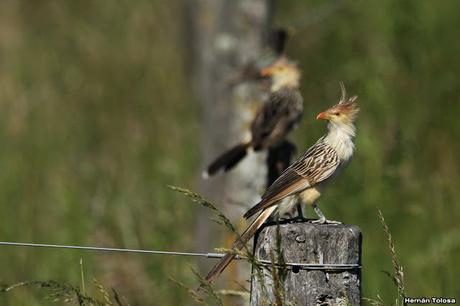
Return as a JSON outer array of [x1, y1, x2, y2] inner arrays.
[[0, 241, 360, 271]]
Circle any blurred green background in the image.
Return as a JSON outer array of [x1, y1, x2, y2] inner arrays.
[[0, 0, 459, 305]]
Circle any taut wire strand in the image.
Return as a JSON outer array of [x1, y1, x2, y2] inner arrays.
[[0, 241, 360, 271]]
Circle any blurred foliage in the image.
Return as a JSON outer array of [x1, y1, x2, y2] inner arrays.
[[0, 0, 198, 305], [0, 0, 459, 305], [277, 0, 460, 302]]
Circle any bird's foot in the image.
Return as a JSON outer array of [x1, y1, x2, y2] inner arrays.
[[291, 214, 308, 222], [279, 216, 300, 223], [311, 204, 341, 224], [311, 218, 342, 225]]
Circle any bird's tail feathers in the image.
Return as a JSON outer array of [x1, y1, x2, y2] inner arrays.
[[244, 196, 279, 219], [203, 206, 277, 286], [203, 142, 251, 178]]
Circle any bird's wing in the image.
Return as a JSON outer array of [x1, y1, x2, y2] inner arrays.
[[244, 139, 340, 219], [251, 89, 303, 149]]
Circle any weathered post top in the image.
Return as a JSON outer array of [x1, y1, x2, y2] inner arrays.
[[251, 221, 362, 306]]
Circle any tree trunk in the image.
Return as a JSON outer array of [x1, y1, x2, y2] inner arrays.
[[189, 0, 272, 291], [251, 221, 362, 306]]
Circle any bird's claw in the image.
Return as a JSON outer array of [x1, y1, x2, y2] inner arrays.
[[294, 215, 309, 222]]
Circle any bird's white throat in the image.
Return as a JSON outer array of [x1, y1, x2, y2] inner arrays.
[[324, 121, 356, 161], [271, 71, 300, 91]]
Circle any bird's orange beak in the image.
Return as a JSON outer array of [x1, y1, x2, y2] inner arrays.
[[260, 67, 273, 77], [316, 112, 328, 120]]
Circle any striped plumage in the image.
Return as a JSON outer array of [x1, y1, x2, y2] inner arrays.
[[204, 82, 359, 285], [244, 137, 340, 218]]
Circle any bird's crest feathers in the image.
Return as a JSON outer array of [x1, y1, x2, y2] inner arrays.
[[335, 81, 359, 118]]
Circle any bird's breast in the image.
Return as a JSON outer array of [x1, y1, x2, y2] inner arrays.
[[299, 187, 322, 205]]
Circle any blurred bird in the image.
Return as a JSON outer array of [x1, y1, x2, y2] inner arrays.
[[204, 82, 359, 284], [203, 57, 303, 178]]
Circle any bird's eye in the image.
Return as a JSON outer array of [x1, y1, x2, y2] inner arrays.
[[334, 112, 340, 116]]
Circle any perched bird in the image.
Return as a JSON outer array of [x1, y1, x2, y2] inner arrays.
[[204, 82, 359, 284], [203, 57, 303, 178]]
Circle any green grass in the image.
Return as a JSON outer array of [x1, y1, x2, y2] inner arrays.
[[277, 0, 460, 302], [0, 0, 459, 305], [0, 1, 198, 305]]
